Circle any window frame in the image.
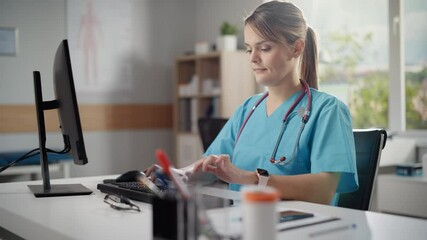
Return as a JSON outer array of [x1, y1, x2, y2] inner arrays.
[[389, 0, 427, 137], [389, 0, 405, 133]]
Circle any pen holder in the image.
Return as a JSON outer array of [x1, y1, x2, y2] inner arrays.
[[152, 196, 198, 240]]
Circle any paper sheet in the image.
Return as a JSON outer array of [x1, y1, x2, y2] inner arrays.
[[206, 206, 365, 239]]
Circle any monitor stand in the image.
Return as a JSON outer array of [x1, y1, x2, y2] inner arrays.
[[28, 184, 92, 197], [28, 71, 92, 198]]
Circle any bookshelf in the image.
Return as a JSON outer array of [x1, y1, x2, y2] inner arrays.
[[173, 51, 256, 167]]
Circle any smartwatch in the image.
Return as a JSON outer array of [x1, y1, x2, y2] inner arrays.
[[256, 168, 270, 187]]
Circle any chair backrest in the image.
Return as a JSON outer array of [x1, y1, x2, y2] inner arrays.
[[197, 118, 228, 151], [337, 129, 387, 211]]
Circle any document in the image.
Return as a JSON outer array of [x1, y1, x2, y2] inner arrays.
[[206, 207, 363, 239]]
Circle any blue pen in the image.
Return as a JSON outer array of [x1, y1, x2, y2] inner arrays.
[[154, 168, 169, 188]]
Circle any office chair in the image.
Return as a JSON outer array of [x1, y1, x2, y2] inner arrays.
[[197, 118, 229, 151], [197, 118, 230, 196], [337, 129, 387, 211]]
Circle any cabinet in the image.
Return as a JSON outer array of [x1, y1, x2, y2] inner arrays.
[[377, 174, 427, 218], [173, 51, 256, 167]]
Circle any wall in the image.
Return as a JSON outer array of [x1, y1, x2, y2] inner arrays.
[[0, 0, 262, 179], [0, 0, 195, 178], [194, 0, 261, 49], [0, 0, 65, 104]]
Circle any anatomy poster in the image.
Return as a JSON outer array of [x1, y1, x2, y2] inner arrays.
[[67, 0, 133, 93]]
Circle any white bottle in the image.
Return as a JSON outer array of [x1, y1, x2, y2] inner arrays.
[[241, 185, 279, 240]]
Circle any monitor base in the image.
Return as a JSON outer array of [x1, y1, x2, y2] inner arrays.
[[28, 184, 92, 198]]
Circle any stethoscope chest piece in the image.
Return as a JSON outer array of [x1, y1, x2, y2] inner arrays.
[[270, 156, 286, 164]]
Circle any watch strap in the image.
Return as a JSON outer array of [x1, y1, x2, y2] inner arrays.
[[257, 169, 269, 187]]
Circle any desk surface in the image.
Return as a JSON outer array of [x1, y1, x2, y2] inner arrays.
[[1, 175, 427, 240]]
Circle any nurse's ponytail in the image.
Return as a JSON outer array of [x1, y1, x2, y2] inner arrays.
[[300, 27, 318, 90]]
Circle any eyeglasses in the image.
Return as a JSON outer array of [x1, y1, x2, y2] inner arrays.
[[104, 194, 141, 212]]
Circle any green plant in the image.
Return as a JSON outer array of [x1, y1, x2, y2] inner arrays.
[[220, 21, 238, 35]]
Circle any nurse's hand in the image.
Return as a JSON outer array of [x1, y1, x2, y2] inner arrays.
[[192, 154, 253, 184], [144, 164, 192, 183], [143, 164, 161, 182]]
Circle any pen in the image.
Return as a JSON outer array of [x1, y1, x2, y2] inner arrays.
[[154, 168, 169, 188], [155, 149, 191, 200], [309, 223, 357, 238]]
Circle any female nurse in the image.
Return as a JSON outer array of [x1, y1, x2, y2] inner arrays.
[[147, 1, 358, 205], [189, 1, 358, 205]]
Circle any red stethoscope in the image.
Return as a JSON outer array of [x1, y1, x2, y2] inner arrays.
[[235, 79, 312, 165]]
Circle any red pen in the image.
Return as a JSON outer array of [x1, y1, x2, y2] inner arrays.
[[155, 149, 191, 200], [155, 149, 171, 175]]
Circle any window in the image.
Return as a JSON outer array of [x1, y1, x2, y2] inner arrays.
[[404, 0, 427, 130], [293, 0, 427, 133]]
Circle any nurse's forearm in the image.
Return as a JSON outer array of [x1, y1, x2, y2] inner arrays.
[[268, 172, 340, 205], [232, 170, 339, 204]]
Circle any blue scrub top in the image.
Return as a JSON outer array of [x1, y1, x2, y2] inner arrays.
[[204, 88, 358, 205]]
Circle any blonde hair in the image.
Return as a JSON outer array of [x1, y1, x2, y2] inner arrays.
[[245, 1, 318, 89]]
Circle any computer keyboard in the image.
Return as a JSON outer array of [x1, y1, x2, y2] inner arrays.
[[97, 180, 174, 204]]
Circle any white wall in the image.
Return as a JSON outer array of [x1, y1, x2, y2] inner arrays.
[[0, 0, 194, 177], [0, 0, 66, 104], [0, 0, 262, 178], [194, 0, 261, 49]]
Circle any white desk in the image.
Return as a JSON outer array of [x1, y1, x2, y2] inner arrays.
[[1, 176, 427, 240]]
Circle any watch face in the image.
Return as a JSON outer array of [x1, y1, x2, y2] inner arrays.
[[257, 168, 269, 177]]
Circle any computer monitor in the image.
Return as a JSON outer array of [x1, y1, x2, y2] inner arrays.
[[28, 39, 92, 197], [53, 40, 87, 165]]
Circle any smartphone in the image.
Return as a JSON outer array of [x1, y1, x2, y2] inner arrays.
[[278, 210, 314, 223]]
